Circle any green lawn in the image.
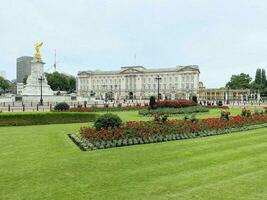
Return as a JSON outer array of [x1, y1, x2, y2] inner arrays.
[[100, 108, 243, 121], [1, 123, 267, 199]]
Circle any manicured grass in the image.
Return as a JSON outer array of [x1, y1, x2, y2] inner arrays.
[[1, 123, 267, 199], [101, 108, 243, 121]]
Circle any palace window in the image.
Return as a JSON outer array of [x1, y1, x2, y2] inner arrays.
[[186, 76, 189, 81]]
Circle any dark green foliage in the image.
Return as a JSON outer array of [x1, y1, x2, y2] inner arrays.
[[54, 102, 70, 111], [0, 76, 10, 92], [217, 100, 223, 107], [23, 75, 28, 85], [94, 113, 122, 130], [45, 72, 76, 92], [226, 73, 252, 89], [149, 96, 157, 109], [241, 108, 251, 117], [192, 95, 198, 103], [153, 114, 169, 123], [251, 68, 267, 92], [0, 112, 98, 126], [221, 111, 231, 121]]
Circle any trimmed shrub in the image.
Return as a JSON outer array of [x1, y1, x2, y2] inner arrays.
[[217, 100, 223, 107], [241, 108, 251, 117], [54, 102, 70, 111], [0, 112, 98, 126], [149, 96, 157, 109], [221, 110, 231, 120], [94, 113, 122, 130], [192, 95, 198, 103], [153, 113, 169, 123]]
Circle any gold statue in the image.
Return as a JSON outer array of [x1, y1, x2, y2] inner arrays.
[[34, 42, 43, 61]]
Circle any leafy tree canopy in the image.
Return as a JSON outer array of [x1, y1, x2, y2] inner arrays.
[[45, 72, 76, 92], [226, 73, 252, 89], [0, 76, 10, 92]]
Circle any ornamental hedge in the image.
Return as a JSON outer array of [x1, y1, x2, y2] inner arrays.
[[139, 106, 209, 116], [0, 112, 98, 126], [70, 113, 267, 151]]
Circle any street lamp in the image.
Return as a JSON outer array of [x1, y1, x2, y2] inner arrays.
[[226, 86, 230, 104], [155, 75, 162, 100], [38, 76, 44, 106]]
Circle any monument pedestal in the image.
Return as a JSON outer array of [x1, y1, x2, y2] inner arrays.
[[22, 59, 54, 96]]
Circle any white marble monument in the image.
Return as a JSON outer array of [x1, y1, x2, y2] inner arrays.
[[22, 59, 53, 96]]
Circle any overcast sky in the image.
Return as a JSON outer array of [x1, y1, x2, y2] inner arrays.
[[1, 0, 267, 87]]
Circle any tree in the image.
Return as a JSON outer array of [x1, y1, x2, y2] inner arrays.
[[0, 76, 10, 93], [68, 76, 76, 93], [23, 75, 28, 85], [226, 73, 252, 89], [149, 96, 157, 109], [252, 68, 267, 92], [45, 72, 76, 92], [255, 69, 262, 85], [262, 69, 266, 87]]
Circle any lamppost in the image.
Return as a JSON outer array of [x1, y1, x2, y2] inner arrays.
[[226, 86, 230, 104], [114, 84, 118, 100], [155, 75, 162, 100], [172, 86, 175, 100], [38, 76, 44, 106]]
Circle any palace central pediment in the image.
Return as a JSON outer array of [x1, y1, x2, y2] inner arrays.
[[120, 68, 144, 74]]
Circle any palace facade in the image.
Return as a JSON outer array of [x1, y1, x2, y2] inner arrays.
[[77, 65, 200, 100]]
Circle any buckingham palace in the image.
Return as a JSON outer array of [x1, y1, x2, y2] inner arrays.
[[77, 65, 200, 100]]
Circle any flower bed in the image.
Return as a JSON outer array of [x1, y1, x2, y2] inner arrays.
[[156, 99, 197, 108], [138, 106, 209, 116], [70, 114, 267, 151]]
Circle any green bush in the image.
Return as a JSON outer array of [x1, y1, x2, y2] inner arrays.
[[217, 100, 223, 107], [254, 110, 264, 115], [221, 110, 231, 121], [0, 112, 98, 126], [149, 96, 157, 109], [192, 95, 198, 103], [94, 113, 122, 130], [241, 108, 251, 117], [54, 102, 70, 111], [153, 114, 169, 123]]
